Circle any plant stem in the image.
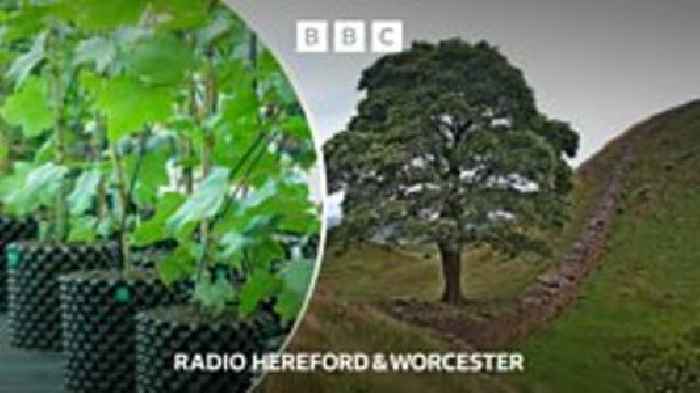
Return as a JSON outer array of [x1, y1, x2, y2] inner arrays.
[[127, 131, 148, 200], [0, 129, 9, 175], [183, 140, 194, 194], [50, 28, 69, 242], [195, 60, 217, 284], [183, 78, 197, 195], [196, 138, 212, 284], [109, 143, 131, 274], [94, 118, 108, 221], [211, 130, 272, 229]]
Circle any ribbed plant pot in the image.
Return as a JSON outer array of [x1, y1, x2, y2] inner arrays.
[[60, 270, 187, 393], [136, 306, 282, 393], [0, 216, 37, 313], [7, 242, 119, 351]]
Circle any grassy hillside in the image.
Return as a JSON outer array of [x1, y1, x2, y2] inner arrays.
[[510, 101, 700, 393], [261, 101, 700, 393]]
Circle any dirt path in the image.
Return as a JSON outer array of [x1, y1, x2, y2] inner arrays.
[[383, 141, 636, 350]]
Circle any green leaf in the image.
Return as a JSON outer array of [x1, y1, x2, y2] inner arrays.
[[280, 115, 312, 139], [61, 0, 144, 32], [93, 75, 175, 142], [238, 179, 278, 211], [193, 276, 236, 317], [275, 260, 315, 321], [124, 33, 195, 86], [159, 244, 196, 285], [0, 161, 34, 209], [3, 162, 68, 215], [77, 69, 103, 96], [68, 215, 98, 242], [149, 0, 209, 31], [221, 85, 258, 124], [238, 269, 281, 316], [0, 143, 7, 171], [1, 76, 55, 138], [212, 113, 258, 167], [1, 5, 49, 42], [279, 260, 315, 299], [96, 215, 115, 238], [216, 59, 249, 91], [258, 49, 298, 106], [166, 167, 230, 232], [218, 231, 251, 259], [111, 26, 150, 47], [214, 188, 284, 264], [246, 237, 285, 272], [68, 167, 101, 215], [74, 36, 116, 73], [196, 12, 235, 47], [126, 145, 170, 207], [132, 192, 185, 246], [6, 31, 47, 86], [240, 179, 319, 235], [33, 136, 55, 163]]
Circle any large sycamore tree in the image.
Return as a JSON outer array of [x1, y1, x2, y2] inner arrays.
[[325, 39, 579, 304]]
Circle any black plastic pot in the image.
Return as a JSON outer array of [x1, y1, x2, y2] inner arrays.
[[136, 306, 282, 393], [0, 216, 37, 312], [60, 270, 187, 393], [7, 242, 119, 351]]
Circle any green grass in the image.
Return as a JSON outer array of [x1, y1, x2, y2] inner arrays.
[[262, 101, 700, 393], [510, 102, 700, 393]]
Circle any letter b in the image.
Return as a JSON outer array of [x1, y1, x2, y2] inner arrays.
[[297, 20, 329, 53], [334, 20, 366, 53]]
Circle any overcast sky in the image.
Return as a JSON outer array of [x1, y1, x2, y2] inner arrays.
[[227, 0, 700, 168]]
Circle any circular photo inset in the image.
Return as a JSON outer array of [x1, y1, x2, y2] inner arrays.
[[0, 1, 321, 392]]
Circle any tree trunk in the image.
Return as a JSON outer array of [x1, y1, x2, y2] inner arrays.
[[438, 242, 462, 304]]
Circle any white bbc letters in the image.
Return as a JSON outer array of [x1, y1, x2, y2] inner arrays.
[[297, 19, 404, 53]]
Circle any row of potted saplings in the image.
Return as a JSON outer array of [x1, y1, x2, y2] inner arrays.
[[0, 205, 289, 393], [0, 130, 294, 393], [0, 3, 316, 392]]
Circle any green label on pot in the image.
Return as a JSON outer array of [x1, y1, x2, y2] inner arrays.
[[114, 287, 130, 303], [6, 246, 21, 269]]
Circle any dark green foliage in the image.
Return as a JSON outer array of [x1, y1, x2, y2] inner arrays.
[[325, 39, 579, 302], [328, 38, 578, 247]]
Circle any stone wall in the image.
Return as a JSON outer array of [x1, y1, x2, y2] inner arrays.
[[463, 143, 635, 349]]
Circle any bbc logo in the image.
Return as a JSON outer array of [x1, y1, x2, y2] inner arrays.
[[296, 19, 404, 53]]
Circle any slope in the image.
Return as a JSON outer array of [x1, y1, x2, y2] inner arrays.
[[261, 100, 700, 393]]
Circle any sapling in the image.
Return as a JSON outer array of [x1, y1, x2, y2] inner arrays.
[[0, 5, 97, 240], [135, 13, 320, 323]]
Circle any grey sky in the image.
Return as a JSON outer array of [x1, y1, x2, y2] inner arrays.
[[226, 0, 700, 169]]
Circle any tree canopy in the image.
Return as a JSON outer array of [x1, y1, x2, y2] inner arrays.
[[325, 39, 579, 303]]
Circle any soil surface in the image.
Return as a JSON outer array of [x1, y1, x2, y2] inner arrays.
[[0, 314, 64, 392]]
